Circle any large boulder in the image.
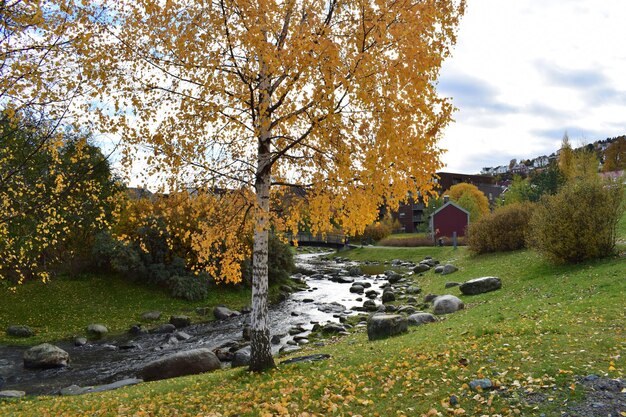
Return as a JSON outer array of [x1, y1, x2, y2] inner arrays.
[[138, 348, 221, 381], [441, 264, 458, 275], [141, 311, 161, 321], [433, 295, 464, 315], [0, 390, 26, 398], [231, 346, 251, 368], [413, 264, 430, 273], [24, 343, 69, 369], [86, 324, 108, 339], [460, 277, 502, 295], [6, 325, 34, 338], [367, 314, 408, 341], [213, 306, 240, 320], [408, 313, 437, 326]]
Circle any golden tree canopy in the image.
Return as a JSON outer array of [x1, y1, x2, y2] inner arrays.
[[445, 182, 490, 222], [77, 0, 464, 230]]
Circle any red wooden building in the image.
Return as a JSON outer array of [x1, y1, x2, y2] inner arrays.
[[429, 201, 470, 239]]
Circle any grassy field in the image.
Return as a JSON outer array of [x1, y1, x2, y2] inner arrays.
[[0, 273, 279, 345], [1, 216, 624, 416]]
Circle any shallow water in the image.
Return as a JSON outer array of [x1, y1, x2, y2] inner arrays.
[[0, 252, 392, 395]]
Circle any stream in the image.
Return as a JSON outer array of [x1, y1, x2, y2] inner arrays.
[[0, 251, 395, 396]]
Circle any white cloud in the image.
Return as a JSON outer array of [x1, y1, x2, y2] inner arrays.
[[438, 0, 626, 173]]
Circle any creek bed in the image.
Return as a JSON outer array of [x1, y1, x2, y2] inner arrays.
[[0, 251, 396, 395]]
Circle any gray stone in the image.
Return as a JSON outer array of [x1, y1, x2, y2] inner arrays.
[[280, 345, 301, 354], [231, 346, 251, 368], [336, 276, 355, 284], [353, 281, 372, 288], [382, 291, 396, 303], [349, 284, 364, 294], [271, 334, 283, 345], [213, 306, 240, 320], [289, 325, 306, 335], [406, 286, 422, 294], [318, 302, 346, 314], [0, 390, 26, 398], [433, 295, 464, 315], [367, 314, 408, 341], [363, 300, 378, 311], [421, 259, 438, 267], [74, 337, 88, 346], [175, 331, 192, 341], [386, 273, 403, 284], [441, 264, 458, 275], [242, 325, 251, 341], [413, 264, 430, 273], [459, 277, 502, 295], [6, 325, 34, 338], [128, 325, 148, 336], [23, 343, 69, 369], [397, 305, 418, 315], [434, 265, 444, 274], [169, 315, 191, 328], [408, 313, 437, 326], [469, 379, 493, 391], [322, 323, 345, 334], [141, 311, 161, 321], [138, 348, 221, 381], [385, 304, 397, 312], [86, 324, 108, 339], [445, 282, 460, 289], [347, 266, 362, 276], [152, 323, 176, 334], [424, 293, 439, 303]]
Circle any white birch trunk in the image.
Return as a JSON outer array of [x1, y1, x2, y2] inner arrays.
[[249, 65, 275, 372]]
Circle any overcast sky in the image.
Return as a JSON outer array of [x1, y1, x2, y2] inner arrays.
[[437, 0, 626, 174]]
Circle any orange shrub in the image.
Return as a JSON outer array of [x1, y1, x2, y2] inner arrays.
[[467, 203, 535, 254]]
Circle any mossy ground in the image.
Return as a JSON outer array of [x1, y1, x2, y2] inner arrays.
[[1, 215, 624, 416]]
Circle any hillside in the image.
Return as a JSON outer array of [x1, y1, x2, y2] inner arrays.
[[1, 218, 624, 416]]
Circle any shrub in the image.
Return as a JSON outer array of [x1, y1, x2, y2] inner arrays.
[[358, 216, 400, 243], [467, 203, 535, 254], [527, 180, 624, 263], [168, 273, 212, 301]]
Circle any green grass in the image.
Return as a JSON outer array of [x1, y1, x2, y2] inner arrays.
[[0, 273, 263, 345], [1, 213, 625, 416]]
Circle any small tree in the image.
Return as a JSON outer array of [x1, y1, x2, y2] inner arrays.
[[602, 136, 626, 172], [446, 183, 490, 222], [0, 112, 120, 283]]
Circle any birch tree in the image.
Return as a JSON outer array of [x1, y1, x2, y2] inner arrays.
[[78, 0, 465, 371]]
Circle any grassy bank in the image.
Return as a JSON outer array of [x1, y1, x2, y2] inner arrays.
[[1, 234, 624, 415], [0, 274, 282, 345]]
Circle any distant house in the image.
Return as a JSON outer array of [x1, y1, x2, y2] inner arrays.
[[429, 200, 470, 240], [493, 165, 508, 175], [511, 163, 529, 176], [533, 156, 549, 168]]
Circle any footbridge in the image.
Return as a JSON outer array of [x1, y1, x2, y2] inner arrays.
[[286, 233, 357, 250]]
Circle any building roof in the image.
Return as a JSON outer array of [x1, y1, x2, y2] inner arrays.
[[430, 201, 471, 218]]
